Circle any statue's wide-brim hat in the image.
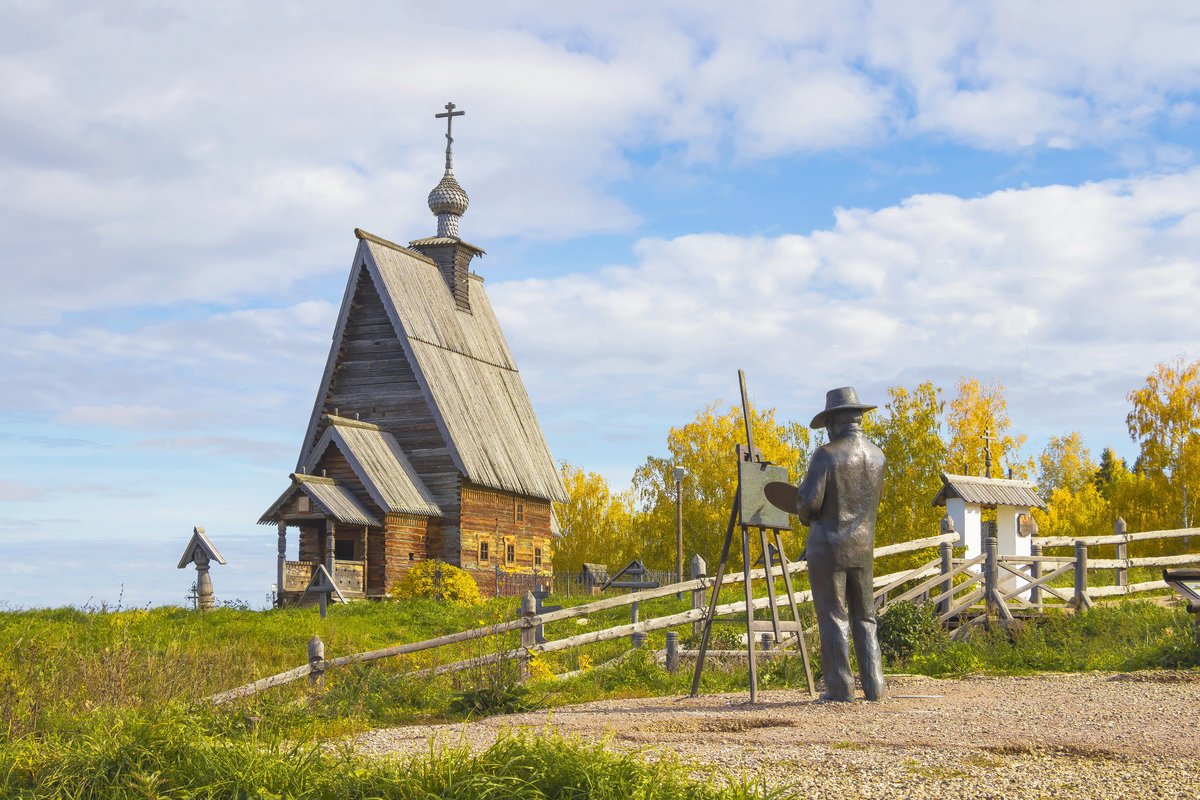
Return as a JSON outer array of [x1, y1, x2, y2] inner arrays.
[[810, 386, 877, 429]]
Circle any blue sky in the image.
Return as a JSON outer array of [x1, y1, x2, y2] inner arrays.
[[3, 1, 1200, 608]]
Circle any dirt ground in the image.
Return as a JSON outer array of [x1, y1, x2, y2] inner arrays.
[[352, 672, 1200, 799]]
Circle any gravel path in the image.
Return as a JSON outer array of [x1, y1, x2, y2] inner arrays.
[[352, 672, 1200, 799]]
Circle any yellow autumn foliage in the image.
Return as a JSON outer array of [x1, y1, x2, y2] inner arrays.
[[388, 559, 482, 606]]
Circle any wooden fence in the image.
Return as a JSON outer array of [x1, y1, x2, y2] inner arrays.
[[209, 532, 956, 704], [210, 524, 1200, 704]]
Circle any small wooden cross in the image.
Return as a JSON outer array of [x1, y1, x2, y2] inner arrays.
[[981, 426, 1000, 478]]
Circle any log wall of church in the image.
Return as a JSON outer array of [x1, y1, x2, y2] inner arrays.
[[458, 484, 552, 574], [383, 514, 430, 592]]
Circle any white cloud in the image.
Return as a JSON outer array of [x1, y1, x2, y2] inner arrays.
[[2, 2, 1199, 326], [493, 168, 1200, 466]]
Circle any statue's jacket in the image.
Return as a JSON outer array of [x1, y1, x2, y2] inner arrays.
[[795, 430, 886, 570]]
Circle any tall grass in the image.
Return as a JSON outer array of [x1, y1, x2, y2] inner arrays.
[[0, 711, 778, 799]]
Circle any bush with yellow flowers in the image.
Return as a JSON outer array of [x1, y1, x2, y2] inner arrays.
[[388, 559, 482, 606]]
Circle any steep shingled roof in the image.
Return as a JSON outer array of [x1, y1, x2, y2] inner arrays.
[[295, 231, 566, 503], [932, 472, 1046, 510]]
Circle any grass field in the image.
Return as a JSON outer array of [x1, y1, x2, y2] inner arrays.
[[0, 591, 1196, 798]]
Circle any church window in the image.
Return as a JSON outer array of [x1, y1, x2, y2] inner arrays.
[[534, 547, 542, 567], [506, 542, 515, 563], [516, 501, 524, 522], [479, 541, 489, 561]]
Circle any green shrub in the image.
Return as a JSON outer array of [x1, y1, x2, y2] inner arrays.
[[878, 600, 944, 664], [389, 559, 482, 606]]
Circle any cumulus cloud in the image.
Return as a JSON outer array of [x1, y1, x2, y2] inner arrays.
[[493, 168, 1200, 461], [2, 2, 1199, 325]]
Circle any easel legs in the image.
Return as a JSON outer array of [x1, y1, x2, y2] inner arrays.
[[690, 499, 817, 702]]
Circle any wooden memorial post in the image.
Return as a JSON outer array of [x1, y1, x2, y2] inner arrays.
[[177, 526, 227, 611], [690, 370, 815, 702]]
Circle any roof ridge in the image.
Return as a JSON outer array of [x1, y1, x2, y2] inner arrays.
[[354, 228, 439, 266]]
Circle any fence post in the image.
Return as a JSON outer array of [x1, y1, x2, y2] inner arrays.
[[307, 635, 325, 687], [1030, 543, 1042, 611], [631, 599, 646, 647], [665, 631, 680, 673], [1074, 540, 1091, 611], [519, 591, 537, 681], [494, 563, 501, 598], [939, 540, 953, 617], [690, 554, 707, 638], [1115, 517, 1128, 589], [985, 537, 998, 618]]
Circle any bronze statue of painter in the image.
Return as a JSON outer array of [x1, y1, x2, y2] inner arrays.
[[795, 387, 886, 702]]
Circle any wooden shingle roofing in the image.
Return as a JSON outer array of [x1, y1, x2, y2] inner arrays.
[[305, 415, 443, 517], [296, 230, 566, 503], [932, 472, 1046, 510], [259, 474, 380, 527]]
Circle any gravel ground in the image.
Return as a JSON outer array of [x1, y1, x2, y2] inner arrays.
[[351, 672, 1200, 799]]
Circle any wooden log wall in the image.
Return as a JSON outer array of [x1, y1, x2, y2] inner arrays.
[[382, 514, 430, 592], [459, 483, 552, 574]]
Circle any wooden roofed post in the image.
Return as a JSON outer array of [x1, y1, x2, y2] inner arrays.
[[177, 527, 226, 612]]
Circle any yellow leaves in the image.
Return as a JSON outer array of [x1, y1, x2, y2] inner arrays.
[[1037, 432, 1096, 495], [1125, 357, 1200, 528], [527, 653, 554, 682], [553, 464, 637, 576], [388, 560, 482, 606], [946, 377, 1030, 479]]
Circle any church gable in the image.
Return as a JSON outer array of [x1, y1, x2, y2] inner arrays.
[[297, 250, 462, 512]]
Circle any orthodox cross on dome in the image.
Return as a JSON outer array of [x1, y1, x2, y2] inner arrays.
[[435, 101, 465, 173], [426, 101, 470, 238]]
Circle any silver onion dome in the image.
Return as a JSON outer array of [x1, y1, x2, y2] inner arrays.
[[428, 170, 469, 217]]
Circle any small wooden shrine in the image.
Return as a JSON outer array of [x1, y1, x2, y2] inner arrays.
[[933, 472, 1046, 561], [260, 103, 566, 604]]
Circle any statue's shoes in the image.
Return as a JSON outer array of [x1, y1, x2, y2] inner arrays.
[[817, 692, 854, 703]]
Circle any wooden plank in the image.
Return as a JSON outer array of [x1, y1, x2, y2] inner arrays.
[[210, 663, 314, 705], [882, 555, 986, 608], [872, 558, 942, 601], [1036, 527, 1200, 547], [940, 587, 985, 621], [999, 562, 1076, 604], [1089, 580, 1169, 598], [872, 532, 959, 558], [1089, 553, 1200, 570], [996, 555, 1076, 564]]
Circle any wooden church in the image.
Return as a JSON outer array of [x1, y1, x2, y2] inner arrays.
[[260, 103, 567, 603]]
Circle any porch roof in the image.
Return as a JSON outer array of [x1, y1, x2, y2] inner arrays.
[[258, 473, 380, 527], [304, 415, 443, 517]]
